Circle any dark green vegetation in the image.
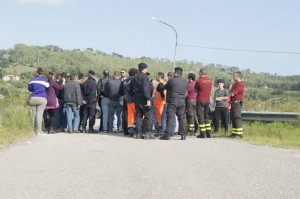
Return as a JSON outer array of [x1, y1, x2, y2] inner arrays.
[[0, 43, 299, 149]]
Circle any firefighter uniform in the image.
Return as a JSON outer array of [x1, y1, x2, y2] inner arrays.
[[230, 81, 245, 137], [195, 76, 213, 138], [186, 80, 198, 133]]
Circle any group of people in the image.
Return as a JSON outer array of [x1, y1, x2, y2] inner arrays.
[[28, 62, 245, 140]]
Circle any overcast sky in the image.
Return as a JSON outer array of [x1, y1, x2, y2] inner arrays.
[[1, 0, 300, 75]]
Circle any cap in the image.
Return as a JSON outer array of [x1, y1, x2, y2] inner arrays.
[[138, 62, 148, 69], [88, 70, 95, 76]]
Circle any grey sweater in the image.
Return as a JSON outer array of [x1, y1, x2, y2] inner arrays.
[[214, 89, 229, 107]]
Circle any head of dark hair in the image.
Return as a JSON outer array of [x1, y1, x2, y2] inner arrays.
[[69, 74, 76, 80], [36, 68, 43, 76], [61, 72, 67, 78], [78, 73, 84, 80], [157, 72, 164, 79], [128, 68, 138, 76], [174, 67, 183, 76], [103, 70, 109, 77], [188, 73, 196, 81], [47, 72, 54, 81]]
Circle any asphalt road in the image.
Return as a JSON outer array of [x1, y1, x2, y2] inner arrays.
[[0, 132, 299, 199]]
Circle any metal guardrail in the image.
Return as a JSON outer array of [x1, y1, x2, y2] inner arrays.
[[241, 111, 300, 122]]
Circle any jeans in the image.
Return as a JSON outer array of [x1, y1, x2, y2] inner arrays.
[[65, 104, 80, 133], [29, 97, 47, 134], [108, 100, 123, 132], [101, 97, 109, 131]]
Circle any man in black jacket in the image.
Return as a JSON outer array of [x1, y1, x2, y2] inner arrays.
[[128, 63, 152, 139], [81, 70, 97, 133], [97, 70, 112, 132], [64, 74, 83, 133], [158, 67, 188, 140], [106, 71, 123, 133]]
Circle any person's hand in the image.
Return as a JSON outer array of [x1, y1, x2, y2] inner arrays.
[[83, 100, 87, 105], [146, 100, 151, 107]]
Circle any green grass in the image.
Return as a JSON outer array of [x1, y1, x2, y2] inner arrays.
[[216, 121, 300, 149]]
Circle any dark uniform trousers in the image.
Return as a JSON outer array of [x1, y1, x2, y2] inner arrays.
[[135, 104, 152, 135], [196, 102, 211, 134], [214, 107, 229, 132], [122, 99, 128, 134], [82, 104, 96, 129], [231, 101, 243, 135], [165, 103, 186, 136], [186, 100, 198, 133]]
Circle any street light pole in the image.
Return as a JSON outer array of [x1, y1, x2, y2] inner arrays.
[[152, 17, 178, 70]]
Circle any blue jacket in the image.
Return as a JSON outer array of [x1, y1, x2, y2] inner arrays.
[[28, 76, 49, 98]]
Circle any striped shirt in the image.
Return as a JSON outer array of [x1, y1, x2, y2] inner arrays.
[[28, 76, 49, 98]]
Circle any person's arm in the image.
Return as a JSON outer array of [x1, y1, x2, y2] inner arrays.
[[142, 76, 151, 101], [28, 83, 33, 92], [119, 81, 124, 96], [76, 84, 83, 107], [52, 81, 64, 90]]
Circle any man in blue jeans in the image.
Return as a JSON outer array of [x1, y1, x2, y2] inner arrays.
[[97, 70, 112, 132], [63, 74, 83, 133], [106, 71, 123, 133]]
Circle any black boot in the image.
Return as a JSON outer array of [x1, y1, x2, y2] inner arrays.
[[48, 128, 55, 134], [206, 132, 212, 138], [197, 132, 205, 138], [180, 134, 186, 140], [160, 134, 170, 140]]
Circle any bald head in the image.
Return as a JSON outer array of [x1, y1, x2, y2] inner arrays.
[[199, 69, 207, 76]]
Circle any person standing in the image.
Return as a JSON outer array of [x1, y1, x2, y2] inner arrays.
[[153, 72, 166, 136], [44, 72, 65, 134], [186, 73, 198, 134], [120, 69, 128, 134], [119, 68, 138, 136], [214, 79, 229, 133], [54, 72, 68, 132], [97, 70, 111, 132], [82, 70, 97, 133], [158, 67, 188, 140], [128, 63, 152, 139], [63, 74, 83, 133], [229, 71, 245, 138], [76, 73, 85, 132], [106, 71, 123, 133], [195, 69, 213, 138], [28, 68, 49, 135]]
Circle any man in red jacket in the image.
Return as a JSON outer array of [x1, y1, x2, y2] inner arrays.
[[229, 71, 245, 138], [194, 69, 213, 138]]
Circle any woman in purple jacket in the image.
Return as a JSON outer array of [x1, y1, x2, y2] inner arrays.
[[28, 68, 49, 134], [44, 72, 65, 134]]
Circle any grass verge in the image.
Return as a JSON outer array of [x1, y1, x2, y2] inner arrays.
[[216, 121, 300, 150]]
